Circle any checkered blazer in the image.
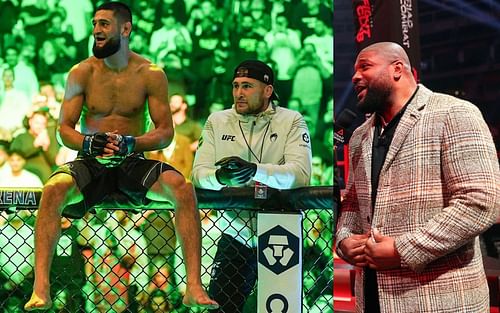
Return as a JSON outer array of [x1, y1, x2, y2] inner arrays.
[[336, 85, 500, 313]]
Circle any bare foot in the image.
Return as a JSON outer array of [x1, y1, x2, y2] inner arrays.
[[24, 292, 52, 311], [183, 284, 219, 309]]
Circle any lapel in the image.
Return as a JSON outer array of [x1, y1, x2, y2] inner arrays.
[[361, 115, 375, 184], [380, 85, 432, 175], [356, 114, 376, 207]]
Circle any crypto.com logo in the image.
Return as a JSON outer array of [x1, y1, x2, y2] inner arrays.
[[258, 225, 299, 275]]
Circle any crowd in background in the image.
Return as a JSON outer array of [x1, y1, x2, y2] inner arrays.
[[0, 0, 334, 181], [0, 0, 334, 312]]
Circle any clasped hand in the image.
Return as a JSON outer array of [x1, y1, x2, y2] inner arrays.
[[83, 130, 135, 157], [339, 228, 401, 270], [215, 156, 257, 186]]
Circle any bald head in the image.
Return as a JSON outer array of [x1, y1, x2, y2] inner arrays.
[[360, 42, 412, 72]]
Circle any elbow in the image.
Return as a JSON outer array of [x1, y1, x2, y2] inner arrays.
[[294, 166, 312, 188], [292, 175, 311, 188], [277, 172, 310, 189], [56, 128, 65, 147], [57, 125, 71, 147], [159, 128, 174, 149]]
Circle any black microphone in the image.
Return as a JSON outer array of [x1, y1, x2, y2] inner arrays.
[[334, 109, 357, 145]]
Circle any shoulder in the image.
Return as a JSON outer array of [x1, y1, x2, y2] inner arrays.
[[432, 93, 476, 111], [66, 58, 95, 84], [272, 107, 310, 134], [422, 86, 482, 119], [274, 106, 305, 122], [63, 59, 95, 98], [201, 109, 235, 132], [23, 171, 43, 187], [207, 108, 235, 122], [132, 53, 166, 79], [350, 115, 374, 143], [411, 86, 490, 139], [184, 118, 202, 130], [70, 57, 95, 75], [275, 106, 302, 117], [11, 131, 31, 142]]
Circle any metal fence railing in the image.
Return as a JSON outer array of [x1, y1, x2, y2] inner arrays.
[[0, 187, 334, 313]]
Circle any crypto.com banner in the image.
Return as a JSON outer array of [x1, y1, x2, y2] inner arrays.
[[353, 0, 421, 80], [257, 213, 302, 313]]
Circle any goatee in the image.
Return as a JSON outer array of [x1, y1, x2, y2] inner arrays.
[[93, 36, 121, 59]]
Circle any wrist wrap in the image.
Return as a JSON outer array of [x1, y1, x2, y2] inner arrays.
[[116, 134, 136, 156]]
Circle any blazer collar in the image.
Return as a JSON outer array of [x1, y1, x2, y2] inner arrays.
[[381, 84, 432, 173], [357, 84, 432, 180]]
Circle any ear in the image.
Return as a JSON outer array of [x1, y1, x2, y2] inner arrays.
[[121, 21, 132, 38], [392, 60, 404, 81], [264, 85, 274, 99]]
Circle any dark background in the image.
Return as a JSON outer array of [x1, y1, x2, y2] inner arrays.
[[334, 0, 500, 153]]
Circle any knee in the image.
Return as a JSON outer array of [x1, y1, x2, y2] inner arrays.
[[178, 181, 196, 201], [41, 174, 76, 205], [160, 171, 194, 195], [43, 175, 73, 195]]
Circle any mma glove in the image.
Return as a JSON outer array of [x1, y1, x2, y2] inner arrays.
[[82, 132, 109, 156], [215, 156, 257, 186], [82, 132, 136, 157], [114, 134, 136, 156]]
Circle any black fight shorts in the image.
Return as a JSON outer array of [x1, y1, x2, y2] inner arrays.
[[51, 153, 180, 218]]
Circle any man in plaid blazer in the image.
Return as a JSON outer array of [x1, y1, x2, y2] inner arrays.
[[336, 42, 500, 313]]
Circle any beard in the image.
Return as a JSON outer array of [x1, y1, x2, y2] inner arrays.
[[357, 79, 392, 114], [93, 35, 121, 59]]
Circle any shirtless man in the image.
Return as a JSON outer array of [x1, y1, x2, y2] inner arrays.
[[25, 2, 218, 310]]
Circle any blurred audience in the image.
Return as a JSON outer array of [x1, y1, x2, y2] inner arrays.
[[264, 13, 301, 106], [0, 140, 11, 175], [290, 0, 332, 39], [150, 7, 192, 64], [231, 14, 264, 61], [10, 109, 59, 183], [160, 51, 194, 97], [0, 149, 43, 187], [55, 0, 93, 60], [0, 67, 32, 136], [169, 94, 202, 153], [0, 2, 338, 313], [147, 289, 172, 313], [288, 43, 330, 137], [3, 44, 39, 100]]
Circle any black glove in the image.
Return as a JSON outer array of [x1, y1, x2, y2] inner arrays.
[[114, 134, 136, 156], [215, 156, 257, 186], [82, 132, 109, 156], [215, 156, 257, 171]]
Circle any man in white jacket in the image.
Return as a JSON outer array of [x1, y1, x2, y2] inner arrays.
[[191, 60, 312, 312]]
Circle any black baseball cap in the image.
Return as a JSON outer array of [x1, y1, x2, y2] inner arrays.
[[233, 60, 280, 102]]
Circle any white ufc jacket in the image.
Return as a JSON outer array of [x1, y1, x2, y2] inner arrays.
[[191, 104, 312, 247]]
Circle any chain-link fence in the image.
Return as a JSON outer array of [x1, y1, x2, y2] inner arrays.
[[0, 206, 333, 313], [0, 185, 335, 312]]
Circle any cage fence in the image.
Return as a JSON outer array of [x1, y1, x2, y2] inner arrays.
[[0, 208, 333, 313]]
